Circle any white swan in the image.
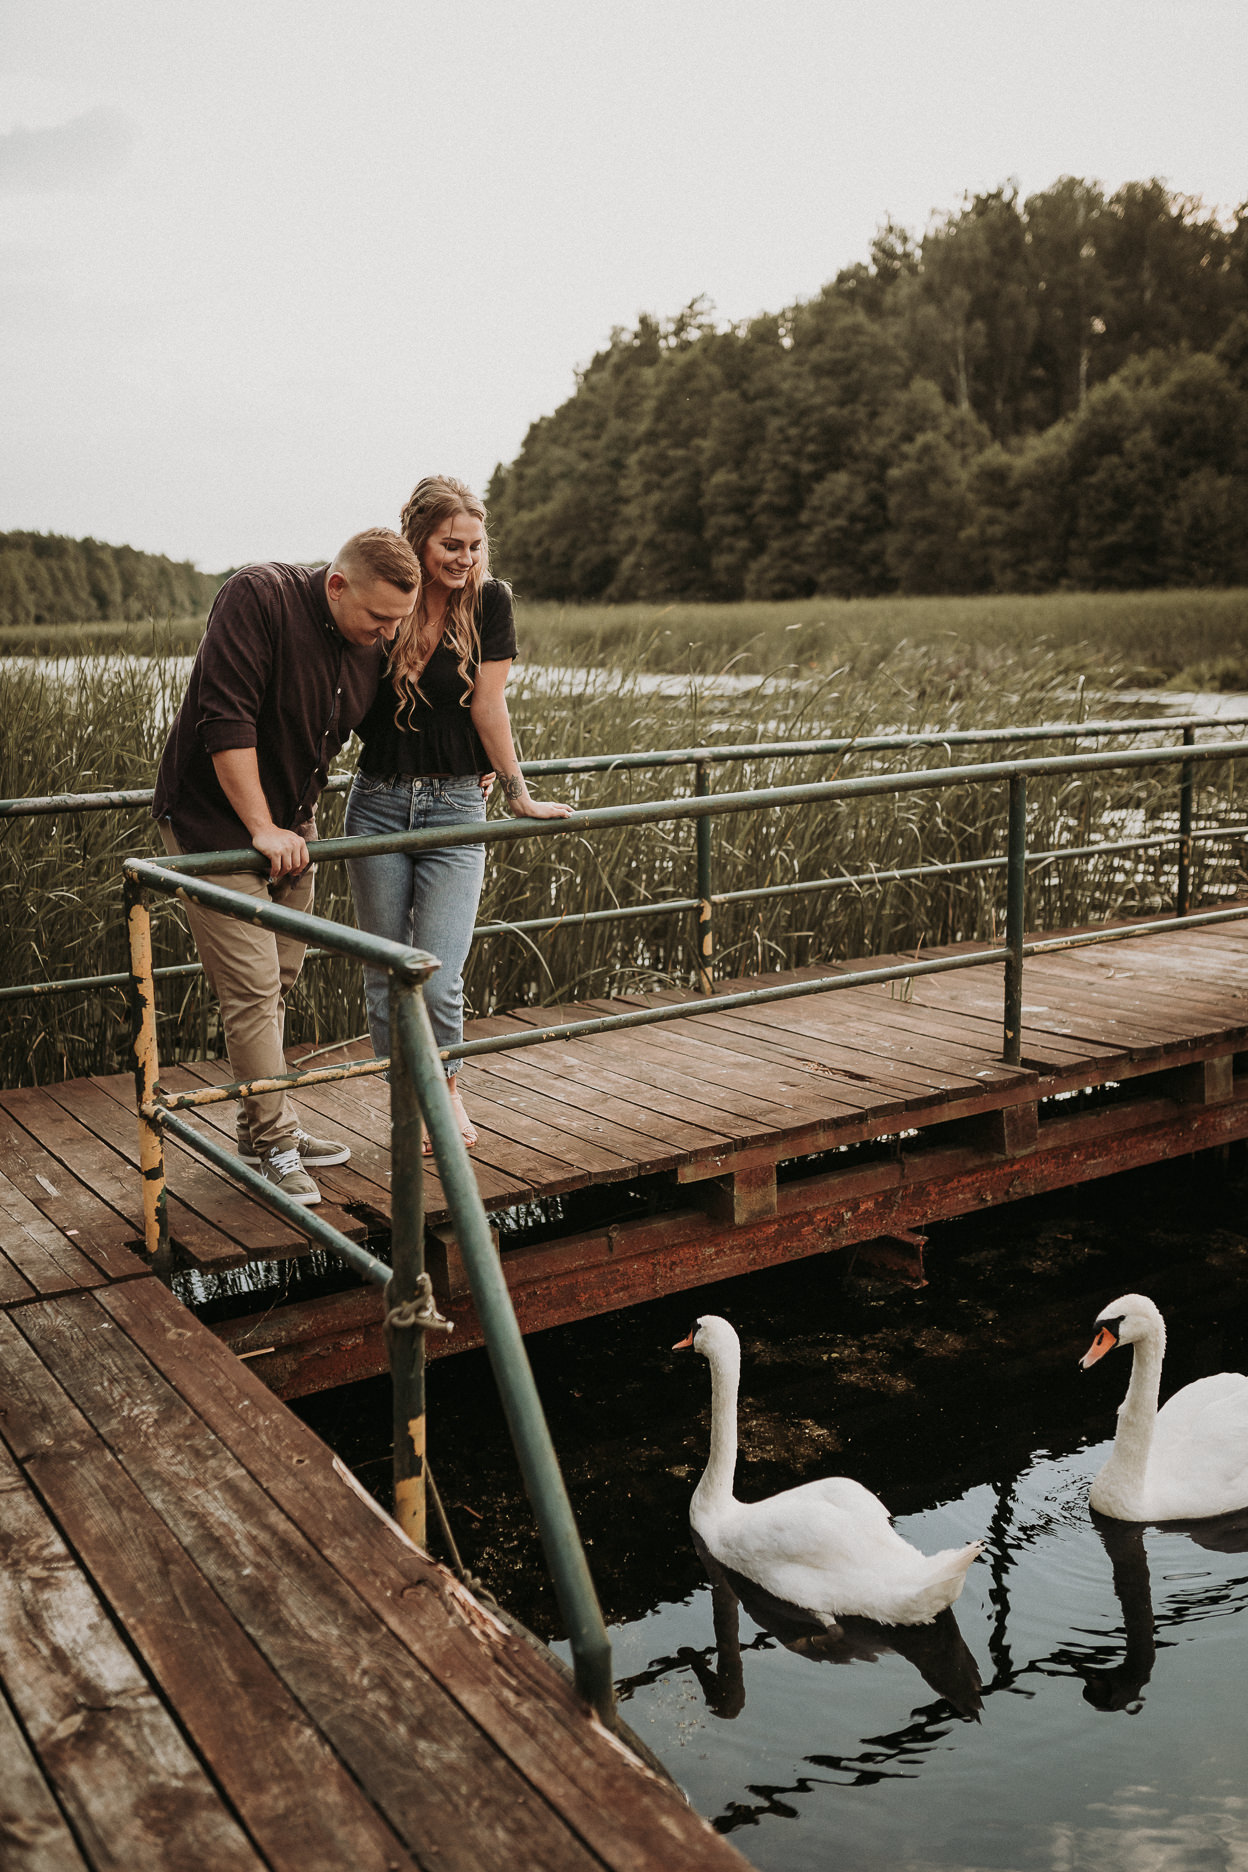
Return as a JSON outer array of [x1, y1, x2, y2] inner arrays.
[[675, 1315, 983, 1627], [1080, 1293, 1248, 1521]]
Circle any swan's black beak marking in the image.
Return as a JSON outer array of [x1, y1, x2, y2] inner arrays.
[[672, 1324, 697, 1351]]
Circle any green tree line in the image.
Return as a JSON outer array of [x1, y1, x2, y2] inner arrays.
[[488, 177, 1248, 600], [0, 531, 221, 629]]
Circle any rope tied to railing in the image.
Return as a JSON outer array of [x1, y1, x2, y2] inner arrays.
[[384, 1272, 454, 1336]]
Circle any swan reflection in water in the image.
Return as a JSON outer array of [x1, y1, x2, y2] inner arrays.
[[679, 1537, 983, 1723], [1077, 1506, 1248, 1714]]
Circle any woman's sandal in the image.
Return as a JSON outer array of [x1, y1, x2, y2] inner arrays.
[[422, 1089, 478, 1155]]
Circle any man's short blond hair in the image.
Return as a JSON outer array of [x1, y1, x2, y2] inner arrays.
[[333, 528, 422, 593]]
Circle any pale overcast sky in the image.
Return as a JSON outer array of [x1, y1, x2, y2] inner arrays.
[[2, 0, 1245, 571]]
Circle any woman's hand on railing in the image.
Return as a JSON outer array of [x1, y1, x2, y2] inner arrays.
[[496, 772, 573, 819]]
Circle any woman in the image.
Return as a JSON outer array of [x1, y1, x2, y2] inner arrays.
[[345, 477, 571, 1148]]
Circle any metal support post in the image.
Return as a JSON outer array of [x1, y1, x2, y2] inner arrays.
[[695, 761, 713, 994], [123, 866, 170, 1275], [1177, 725, 1195, 917], [1003, 773, 1027, 1065], [396, 991, 616, 1726], [387, 977, 429, 1547]]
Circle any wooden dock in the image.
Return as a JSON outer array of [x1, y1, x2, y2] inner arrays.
[[0, 1256, 745, 1870], [3, 919, 1248, 1400]]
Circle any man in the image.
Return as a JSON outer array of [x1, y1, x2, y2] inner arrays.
[[152, 528, 421, 1205]]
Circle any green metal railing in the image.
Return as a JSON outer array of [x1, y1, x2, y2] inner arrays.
[[5, 711, 1247, 1012], [122, 851, 616, 1723], [130, 733, 1248, 1074]]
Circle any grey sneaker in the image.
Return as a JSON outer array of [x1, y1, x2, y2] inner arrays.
[[260, 1143, 321, 1206], [238, 1121, 350, 1167]]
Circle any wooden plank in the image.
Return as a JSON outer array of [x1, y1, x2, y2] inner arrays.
[[471, 1045, 733, 1158], [246, 1047, 548, 1213], [623, 1004, 914, 1110], [0, 1100, 146, 1282], [485, 1011, 798, 1136], [97, 1278, 748, 1872], [1019, 955, 1235, 1044], [12, 1291, 602, 1872], [566, 1011, 864, 1127], [638, 983, 993, 1100], [152, 1062, 404, 1222], [898, 974, 1129, 1062], [0, 1084, 240, 1267], [456, 1081, 640, 1180], [1071, 937, 1248, 994], [0, 1247, 36, 1308], [469, 1053, 719, 1174], [84, 1073, 365, 1253], [473, 1040, 763, 1153], [0, 1171, 101, 1295], [0, 1435, 262, 1872], [499, 1003, 1034, 1169], [186, 1056, 535, 1219], [0, 1680, 92, 1872], [911, 929, 1245, 1048], [652, 993, 1000, 1100], [622, 997, 907, 1111], [753, 985, 1030, 1081], [620, 1005, 944, 1117], [0, 1311, 421, 1872]]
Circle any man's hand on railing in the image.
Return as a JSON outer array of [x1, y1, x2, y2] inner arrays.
[[253, 824, 311, 882]]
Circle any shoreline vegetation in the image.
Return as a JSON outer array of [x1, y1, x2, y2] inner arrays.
[[5, 585, 1248, 690], [3, 586, 1247, 1088], [0, 530, 221, 635]]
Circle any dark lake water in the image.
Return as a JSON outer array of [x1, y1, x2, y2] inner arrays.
[[296, 1153, 1248, 1870]]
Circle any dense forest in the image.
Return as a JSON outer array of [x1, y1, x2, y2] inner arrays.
[[0, 531, 221, 629], [488, 178, 1248, 601]]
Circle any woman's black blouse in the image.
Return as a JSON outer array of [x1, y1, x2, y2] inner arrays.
[[353, 579, 517, 777]]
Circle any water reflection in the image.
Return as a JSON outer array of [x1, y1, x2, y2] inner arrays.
[[607, 1448, 1248, 1861], [1077, 1507, 1248, 1714], [672, 1540, 982, 1723]]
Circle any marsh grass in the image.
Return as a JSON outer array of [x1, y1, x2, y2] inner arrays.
[[514, 587, 1248, 690], [2, 618, 1244, 1087], [0, 616, 207, 658], [3, 587, 1247, 684]]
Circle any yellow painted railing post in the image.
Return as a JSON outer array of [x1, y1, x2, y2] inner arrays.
[[388, 976, 429, 1548], [695, 761, 713, 995], [124, 865, 170, 1276]]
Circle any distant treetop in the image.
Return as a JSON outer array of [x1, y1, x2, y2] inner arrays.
[[0, 531, 223, 629], [487, 177, 1248, 601]]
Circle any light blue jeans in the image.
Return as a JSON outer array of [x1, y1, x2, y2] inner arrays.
[[344, 773, 487, 1078]]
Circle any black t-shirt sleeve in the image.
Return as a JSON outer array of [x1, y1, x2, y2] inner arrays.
[[479, 581, 518, 661]]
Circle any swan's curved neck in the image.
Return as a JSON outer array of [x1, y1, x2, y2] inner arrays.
[[1104, 1324, 1165, 1490], [695, 1340, 740, 1510]]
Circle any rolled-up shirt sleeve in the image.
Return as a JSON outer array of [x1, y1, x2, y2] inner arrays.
[[195, 573, 275, 753]]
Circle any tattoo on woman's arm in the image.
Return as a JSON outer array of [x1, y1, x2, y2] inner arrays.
[[501, 772, 525, 801]]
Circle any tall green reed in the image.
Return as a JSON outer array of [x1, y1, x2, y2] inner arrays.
[[514, 587, 1248, 685], [0, 635, 1239, 1088]]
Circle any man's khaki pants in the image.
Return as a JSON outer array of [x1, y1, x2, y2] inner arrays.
[[158, 821, 314, 1154]]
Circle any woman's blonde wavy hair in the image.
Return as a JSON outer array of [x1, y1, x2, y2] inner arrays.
[[390, 476, 490, 725]]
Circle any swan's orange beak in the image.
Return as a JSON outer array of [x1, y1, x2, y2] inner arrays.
[[673, 1330, 694, 1351], [1080, 1326, 1117, 1370]]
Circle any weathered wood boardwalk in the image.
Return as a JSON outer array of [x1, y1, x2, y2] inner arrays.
[[3, 920, 1248, 1399], [0, 1256, 744, 1870]]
